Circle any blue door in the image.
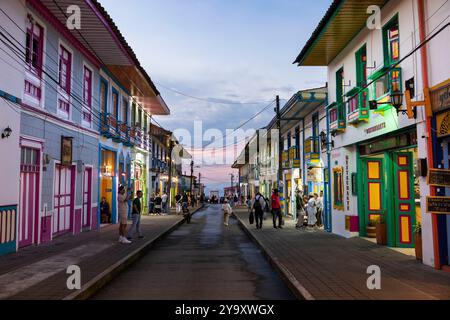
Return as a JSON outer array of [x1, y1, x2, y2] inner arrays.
[[441, 139, 450, 266]]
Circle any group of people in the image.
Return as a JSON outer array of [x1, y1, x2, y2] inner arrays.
[[295, 190, 324, 229], [246, 189, 283, 230], [149, 192, 169, 215]]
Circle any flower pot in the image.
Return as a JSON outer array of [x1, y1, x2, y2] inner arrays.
[[366, 225, 376, 238], [376, 223, 387, 245], [414, 232, 423, 261]]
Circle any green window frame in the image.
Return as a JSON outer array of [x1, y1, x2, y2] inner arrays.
[[382, 14, 400, 67], [356, 44, 367, 88]]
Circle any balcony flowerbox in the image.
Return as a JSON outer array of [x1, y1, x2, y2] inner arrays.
[[328, 102, 346, 134], [346, 87, 369, 124], [369, 66, 402, 114]]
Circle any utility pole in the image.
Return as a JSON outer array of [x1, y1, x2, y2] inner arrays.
[[276, 95, 282, 188], [189, 160, 194, 195]]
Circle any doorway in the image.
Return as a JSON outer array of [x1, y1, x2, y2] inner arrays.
[[360, 151, 416, 248], [53, 164, 75, 236], [18, 147, 40, 248], [440, 138, 450, 266], [82, 167, 92, 229]]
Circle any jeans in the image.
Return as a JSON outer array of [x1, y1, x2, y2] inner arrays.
[[127, 214, 142, 238], [254, 209, 264, 228], [272, 208, 282, 227]]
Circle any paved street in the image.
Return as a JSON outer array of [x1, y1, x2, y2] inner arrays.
[[92, 205, 295, 300], [233, 209, 450, 300]]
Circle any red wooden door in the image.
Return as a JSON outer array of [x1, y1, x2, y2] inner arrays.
[[53, 165, 74, 235], [82, 168, 92, 228], [19, 147, 40, 248]]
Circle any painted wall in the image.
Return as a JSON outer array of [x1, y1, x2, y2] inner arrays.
[[0, 0, 26, 254]]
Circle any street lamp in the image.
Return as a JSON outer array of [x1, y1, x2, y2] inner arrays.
[[390, 91, 404, 109]]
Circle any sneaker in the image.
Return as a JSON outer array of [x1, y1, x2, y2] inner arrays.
[[118, 236, 123, 243], [121, 237, 132, 244]]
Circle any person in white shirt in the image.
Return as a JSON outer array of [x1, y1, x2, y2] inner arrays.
[[315, 192, 324, 227], [307, 193, 317, 228], [222, 199, 233, 226], [161, 192, 168, 214]]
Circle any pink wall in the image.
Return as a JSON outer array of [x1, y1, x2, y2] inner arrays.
[[74, 209, 82, 234], [91, 206, 98, 230]]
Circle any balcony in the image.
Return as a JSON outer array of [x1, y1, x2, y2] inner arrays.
[[128, 126, 136, 146], [304, 137, 320, 165], [142, 132, 149, 150], [369, 67, 402, 115], [100, 113, 119, 139], [135, 126, 143, 147], [328, 102, 346, 134], [346, 87, 369, 125]]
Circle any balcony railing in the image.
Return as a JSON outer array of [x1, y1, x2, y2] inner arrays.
[[328, 102, 346, 134], [100, 113, 119, 139], [135, 126, 143, 146], [346, 88, 369, 124]]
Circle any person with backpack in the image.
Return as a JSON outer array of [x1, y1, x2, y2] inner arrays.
[[253, 192, 266, 229]]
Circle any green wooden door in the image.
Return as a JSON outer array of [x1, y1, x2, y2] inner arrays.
[[362, 158, 386, 232], [392, 152, 415, 248]]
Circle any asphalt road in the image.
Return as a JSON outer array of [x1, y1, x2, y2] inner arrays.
[[92, 204, 294, 300]]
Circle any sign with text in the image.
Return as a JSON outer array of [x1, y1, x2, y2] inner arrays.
[[431, 82, 450, 113], [427, 168, 450, 187], [426, 196, 450, 214]]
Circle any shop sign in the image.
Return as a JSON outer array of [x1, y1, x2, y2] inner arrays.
[[426, 196, 450, 214], [307, 167, 323, 183], [293, 159, 301, 168], [427, 168, 450, 187], [435, 110, 450, 138], [431, 82, 450, 113], [61, 136, 73, 166]]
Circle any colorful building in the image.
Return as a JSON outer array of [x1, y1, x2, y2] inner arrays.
[[294, 0, 449, 268]]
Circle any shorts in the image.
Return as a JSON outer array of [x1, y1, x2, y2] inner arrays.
[[119, 213, 128, 225]]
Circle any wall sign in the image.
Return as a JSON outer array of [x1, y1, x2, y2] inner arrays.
[[436, 111, 450, 138], [431, 82, 450, 113], [61, 136, 73, 166], [427, 168, 450, 187], [426, 196, 450, 214]]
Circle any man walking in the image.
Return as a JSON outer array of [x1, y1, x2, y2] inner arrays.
[[271, 189, 283, 229], [127, 190, 144, 240], [253, 192, 265, 229]]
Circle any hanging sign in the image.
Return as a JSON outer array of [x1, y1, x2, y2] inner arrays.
[[61, 136, 73, 166], [427, 168, 450, 187], [426, 196, 450, 214]]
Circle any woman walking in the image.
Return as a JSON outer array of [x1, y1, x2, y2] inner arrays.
[[118, 185, 131, 244], [306, 193, 317, 228]]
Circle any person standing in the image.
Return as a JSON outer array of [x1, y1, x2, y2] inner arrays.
[[315, 192, 324, 228], [149, 193, 155, 215], [271, 189, 283, 229], [253, 192, 266, 229], [127, 190, 144, 240], [118, 186, 132, 244], [246, 195, 253, 214], [233, 194, 238, 208], [307, 193, 317, 228], [295, 190, 306, 229], [161, 191, 168, 214], [222, 199, 232, 226], [175, 193, 182, 215], [154, 193, 162, 215], [100, 197, 111, 224]]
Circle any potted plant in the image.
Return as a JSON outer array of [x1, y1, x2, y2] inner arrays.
[[366, 220, 377, 238], [376, 217, 387, 245], [414, 222, 422, 261]]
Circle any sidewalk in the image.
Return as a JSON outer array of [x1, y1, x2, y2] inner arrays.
[[0, 205, 204, 300], [233, 208, 450, 300]]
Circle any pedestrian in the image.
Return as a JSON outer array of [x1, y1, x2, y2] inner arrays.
[[127, 190, 144, 240], [154, 193, 162, 215], [315, 192, 324, 228], [233, 194, 238, 207], [253, 192, 266, 229], [118, 186, 132, 244], [295, 190, 306, 229], [149, 193, 155, 215], [161, 191, 168, 214], [307, 193, 317, 228], [222, 198, 232, 226], [271, 189, 283, 229], [246, 195, 253, 214], [175, 193, 182, 215], [100, 197, 111, 224]]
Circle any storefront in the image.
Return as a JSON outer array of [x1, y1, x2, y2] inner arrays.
[[132, 152, 148, 213], [99, 147, 117, 225], [430, 79, 450, 268], [357, 128, 420, 248]]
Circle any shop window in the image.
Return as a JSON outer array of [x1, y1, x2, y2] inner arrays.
[[333, 167, 344, 210], [383, 15, 400, 66]]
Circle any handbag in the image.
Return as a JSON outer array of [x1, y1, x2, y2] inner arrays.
[[249, 211, 255, 225]]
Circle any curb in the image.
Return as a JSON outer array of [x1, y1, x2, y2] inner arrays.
[[233, 212, 315, 301], [63, 205, 205, 300]]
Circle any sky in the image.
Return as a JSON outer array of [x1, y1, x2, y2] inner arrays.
[[100, 0, 330, 195]]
